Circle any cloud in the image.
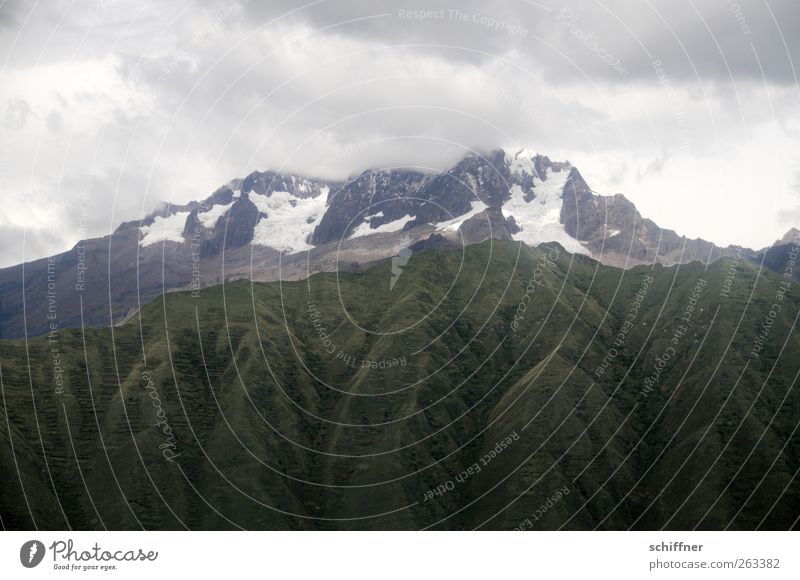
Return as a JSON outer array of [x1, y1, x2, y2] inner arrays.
[[0, 0, 27, 29], [229, 0, 800, 84], [0, 0, 798, 268]]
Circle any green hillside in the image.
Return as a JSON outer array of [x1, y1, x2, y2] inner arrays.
[[1, 240, 798, 530]]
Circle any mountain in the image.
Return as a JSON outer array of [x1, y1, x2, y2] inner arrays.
[[0, 148, 782, 339], [753, 228, 800, 284], [0, 240, 798, 530], [775, 228, 800, 246]]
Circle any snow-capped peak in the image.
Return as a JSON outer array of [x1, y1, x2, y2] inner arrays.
[[134, 149, 591, 257], [504, 165, 590, 256], [250, 187, 329, 253], [504, 148, 541, 178]]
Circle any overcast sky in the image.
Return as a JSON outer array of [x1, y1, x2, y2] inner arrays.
[[0, 0, 798, 267]]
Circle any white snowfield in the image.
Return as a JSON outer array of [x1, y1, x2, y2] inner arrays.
[[504, 166, 590, 256], [505, 148, 539, 177], [250, 188, 328, 253], [436, 201, 489, 233], [350, 212, 415, 238], [197, 201, 234, 229], [139, 211, 191, 247]]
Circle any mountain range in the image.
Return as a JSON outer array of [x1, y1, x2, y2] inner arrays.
[[1, 148, 797, 340], [0, 239, 797, 530], [1, 148, 798, 530]]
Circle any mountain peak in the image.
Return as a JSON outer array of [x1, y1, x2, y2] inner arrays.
[[502, 148, 571, 179], [776, 227, 800, 246]]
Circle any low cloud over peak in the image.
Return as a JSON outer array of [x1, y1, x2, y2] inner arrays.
[[0, 0, 798, 267]]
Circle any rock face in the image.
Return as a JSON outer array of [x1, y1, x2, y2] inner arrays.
[[751, 228, 800, 282], [559, 167, 749, 268], [198, 194, 259, 257], [775, 228, 800, 246], [0, 147, 791, 338]]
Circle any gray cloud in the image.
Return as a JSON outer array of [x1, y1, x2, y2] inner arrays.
[[0, 0, 26, 28], [0, 0, 798, 268], [228, 0, 800, 85]]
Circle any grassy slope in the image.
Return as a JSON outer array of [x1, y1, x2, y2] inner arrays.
[[0, 240, 798, 530]]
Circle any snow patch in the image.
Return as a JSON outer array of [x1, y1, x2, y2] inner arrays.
[[139, 211, 190, 247], [504, 148, 540, 178], [607, 228, 621, 238], [197, 202, 233, 229], [350, 212, 414, 237], [504, 168, 590, 255], [250, 188, 328, 253], [436, 201, 489, 233]]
